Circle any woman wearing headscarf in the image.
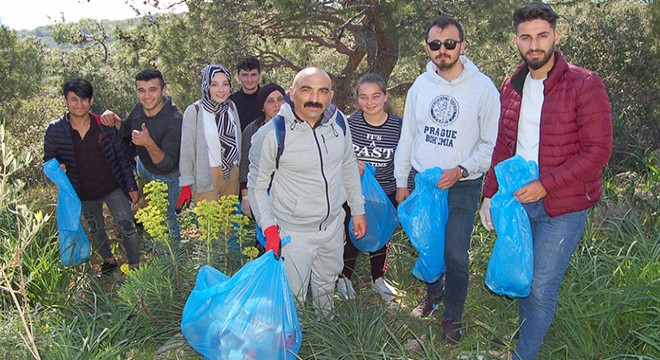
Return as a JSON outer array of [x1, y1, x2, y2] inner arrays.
[[178, 64, 242, 206], [238, 83, 286, 217]]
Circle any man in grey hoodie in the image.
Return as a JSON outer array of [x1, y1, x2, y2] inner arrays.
[[248, 67, 366, 315], [394, 16, 500, 344]]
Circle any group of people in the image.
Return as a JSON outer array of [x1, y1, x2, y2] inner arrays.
[[44, 2, 612, 359]]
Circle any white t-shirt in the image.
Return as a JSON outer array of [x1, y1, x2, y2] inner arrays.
[[516, 72, 545, 164], [203, 109, 223, 167]]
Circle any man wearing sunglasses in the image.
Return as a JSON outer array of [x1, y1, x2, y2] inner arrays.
[[394, 16, 500, 345], [480, 3, 612, 359]]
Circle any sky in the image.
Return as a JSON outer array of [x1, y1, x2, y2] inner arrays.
[[0, 0, 187, 31]]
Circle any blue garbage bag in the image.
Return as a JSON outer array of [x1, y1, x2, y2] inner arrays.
[[398, 167, 448, 283], [485, 155, 538, 298], [43, 158, 91, 266], [348, 163, 399, 252], [181, 240, 302, 360]]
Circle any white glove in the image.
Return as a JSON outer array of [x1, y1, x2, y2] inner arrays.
[[241, 197, 252, 218], [479, 197, 494, 231]]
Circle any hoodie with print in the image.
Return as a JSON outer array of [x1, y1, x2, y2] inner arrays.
[[248, 102, 365, 232], [394, 56, 500, 187]]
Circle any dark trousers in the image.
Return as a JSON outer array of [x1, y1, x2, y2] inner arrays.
[[426, 178, 482, 322], [340, 193, 397, 282]]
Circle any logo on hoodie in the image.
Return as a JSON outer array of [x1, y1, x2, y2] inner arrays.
[[429, 95, 459, 127]]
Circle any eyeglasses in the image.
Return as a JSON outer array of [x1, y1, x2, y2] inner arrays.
[[427, 39, 461, 51]]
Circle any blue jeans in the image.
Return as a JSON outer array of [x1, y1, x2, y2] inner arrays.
[[514, 200, 588, 360], [136, 158, 181, 243], [426, 178, 482, 322], [82, 188, 140, 264]]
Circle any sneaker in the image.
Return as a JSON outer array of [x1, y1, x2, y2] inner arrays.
[[410, 294, 442, 318], [336, 277, 356, 300], [100, 262, 118, 276], [371, 277, 398, 302], [442, 319, 462, 346]]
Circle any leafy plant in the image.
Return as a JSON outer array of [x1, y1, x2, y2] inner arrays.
[[193, 194, 254, 270], [135, 180, 180, 285]]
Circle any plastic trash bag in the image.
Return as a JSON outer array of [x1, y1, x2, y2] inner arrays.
[[181, 241, 302, 360], [485, 155, 538, 298], [348, 163, 399, 252], [398, 167, 448, 283], [43, 158, 91, 266]]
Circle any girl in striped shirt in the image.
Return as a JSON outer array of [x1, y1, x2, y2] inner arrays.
[[337, 73, 401, 303]]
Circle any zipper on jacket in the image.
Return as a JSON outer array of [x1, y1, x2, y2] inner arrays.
[[582, 181, 592, 201], [321, 134, 329, 154], [311, 127, 331, 231]]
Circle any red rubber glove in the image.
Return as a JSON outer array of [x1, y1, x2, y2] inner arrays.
[[263, 225, 282, 260], [176, 186, 192, 214]]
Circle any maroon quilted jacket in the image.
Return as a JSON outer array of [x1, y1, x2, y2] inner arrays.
[[482, 51, 612, 217]]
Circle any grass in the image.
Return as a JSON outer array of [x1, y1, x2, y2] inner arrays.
[[1, 168, 658, 359]]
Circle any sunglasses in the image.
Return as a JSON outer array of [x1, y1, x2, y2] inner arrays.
[[427, 39, 461, 51]]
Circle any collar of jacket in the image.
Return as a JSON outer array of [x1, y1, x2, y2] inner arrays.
[[511, 50, 569, 95]]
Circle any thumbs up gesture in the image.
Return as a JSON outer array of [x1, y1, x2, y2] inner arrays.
[[131, 123, 153, 147]]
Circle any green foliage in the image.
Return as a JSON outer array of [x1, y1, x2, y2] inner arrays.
[[48, 19, 139, 115], [0, 26, 45, 106], [135, 180, 170, 243], [117, 257, 184, 332], [193, 195, 254, 271], [558, 0, 660, 172]]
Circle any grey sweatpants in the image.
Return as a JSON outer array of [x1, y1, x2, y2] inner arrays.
[[279, 212, 345, 316]]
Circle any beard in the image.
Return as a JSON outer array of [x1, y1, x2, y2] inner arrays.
[[520, 45, 555, 70], [433, 53, 460, 72]]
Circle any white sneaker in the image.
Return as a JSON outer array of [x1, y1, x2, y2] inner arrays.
[[372, 277, 398, 302], [337, 277, 356, 300]]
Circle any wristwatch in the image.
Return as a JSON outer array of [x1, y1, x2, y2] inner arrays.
[[458, 165, 469, 178]]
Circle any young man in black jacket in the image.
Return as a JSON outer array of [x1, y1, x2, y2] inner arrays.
[[44, 78, 141, 273]]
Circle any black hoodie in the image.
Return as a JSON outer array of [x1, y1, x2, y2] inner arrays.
[[120, 96, 183, 175]]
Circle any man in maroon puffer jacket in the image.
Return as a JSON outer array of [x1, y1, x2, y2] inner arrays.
[[479, 3, 612, 359]]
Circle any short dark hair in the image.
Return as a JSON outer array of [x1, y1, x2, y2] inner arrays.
[[513, 2, 560, 32], [62, 78, 94, 99], [236, 56, 261, 74], [425, 16, 464, 42], [135, 68, 166, 88]]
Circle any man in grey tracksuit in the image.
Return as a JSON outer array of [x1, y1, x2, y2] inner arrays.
[[248, 67, 366, 315]]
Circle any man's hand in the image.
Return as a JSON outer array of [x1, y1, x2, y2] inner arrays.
[[263, 225, 282, 260], [479, 197, 494, 231], [59, 164, 67, 173], [128, 190, 139, 205], [396, 187, 410, 205], [352, 214, 367, 239], [357, 160, 365, 176], [100, 110, 121, 128], [176, 186, 192, 213], [514, 180, 547, 203], [132, 123, 154, 147], [437, 167, 462, 190], [241, 196, 252, 218]]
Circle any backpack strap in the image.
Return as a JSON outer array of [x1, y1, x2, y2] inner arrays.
[[334, 112, 347, 135], [273, 112, 344, 170], [273, 115, 286, 169]]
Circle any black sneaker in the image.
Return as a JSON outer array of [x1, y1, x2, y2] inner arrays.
[[410, 294, 443, 318], [100, 262, 118, 276], [442, 319, 462, 346]]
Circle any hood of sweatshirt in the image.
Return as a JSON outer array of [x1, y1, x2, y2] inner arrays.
[[423, 55, 480, 86]]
